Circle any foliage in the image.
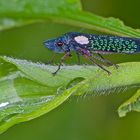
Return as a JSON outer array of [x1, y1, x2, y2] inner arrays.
[[0, 0, 140, 133]]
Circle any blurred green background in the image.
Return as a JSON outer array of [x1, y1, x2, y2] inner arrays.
[[0, 0, 140, 140]]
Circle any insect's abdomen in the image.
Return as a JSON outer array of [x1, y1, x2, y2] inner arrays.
[[89, 35, 140, 54]]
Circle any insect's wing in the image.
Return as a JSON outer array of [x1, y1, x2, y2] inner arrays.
[[89, 35, 140, 54]]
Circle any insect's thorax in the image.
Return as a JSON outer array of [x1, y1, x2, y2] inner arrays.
[[87, 35, 139, 54]]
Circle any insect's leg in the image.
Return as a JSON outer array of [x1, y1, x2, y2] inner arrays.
[[91, 54, 112, 66], [89, 57, 111, 75], [52, 52, 71, 75], [76, 48, 111, 75], [76, 52, 81, 65], [96, 53, 119, 69]]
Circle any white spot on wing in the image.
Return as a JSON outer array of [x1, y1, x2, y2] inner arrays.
[[74, 36, 89, 45]]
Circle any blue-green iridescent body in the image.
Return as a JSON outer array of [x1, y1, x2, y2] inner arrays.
[[88, 35, 139, 54], [44, 32, 140, 75], [44, 32, 140, 55]]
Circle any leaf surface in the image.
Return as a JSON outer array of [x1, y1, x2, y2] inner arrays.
[[0, 56, 140, 133], [0, 0, 140, 37]]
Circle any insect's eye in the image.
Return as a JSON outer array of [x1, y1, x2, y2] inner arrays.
[[56, 41, 63, 47]]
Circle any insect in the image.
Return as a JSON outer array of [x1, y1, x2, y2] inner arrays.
[[43, 32, 140, 75]]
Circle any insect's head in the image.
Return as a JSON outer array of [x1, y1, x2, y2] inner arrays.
[[43, 33, 72, 53], [44, 32, 90, 53]]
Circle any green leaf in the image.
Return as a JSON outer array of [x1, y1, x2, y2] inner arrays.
[[118, 89, 140, 117], [0, 0, 81, 31], [0, 55, 96, 134], [0, 56, 86, 134], [72, 62, 140, 96], [0, 56, 140, 133], [0, 0, 82, 15], [0, 18, 39, 31], [0, 0, 140, 37], [63, 13, 140, 37]]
